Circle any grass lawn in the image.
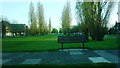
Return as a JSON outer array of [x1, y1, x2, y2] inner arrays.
[[2, 34, 119, 52]]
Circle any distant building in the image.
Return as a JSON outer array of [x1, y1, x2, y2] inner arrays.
[[6, 24, 26, 36], [109, 22, 120, 34], [115, 22, 120, 34]]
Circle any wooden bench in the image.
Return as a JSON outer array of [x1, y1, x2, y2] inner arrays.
[[58, 35, 88, 50]]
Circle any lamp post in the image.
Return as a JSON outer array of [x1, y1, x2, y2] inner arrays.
[[116, 12, 119, 35]]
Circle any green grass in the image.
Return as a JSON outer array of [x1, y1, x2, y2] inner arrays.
[[86, 36, 118, 50], [2, 34, 119, 52]]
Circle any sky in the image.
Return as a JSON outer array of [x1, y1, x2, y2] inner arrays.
[[0, 0, 119, 30]]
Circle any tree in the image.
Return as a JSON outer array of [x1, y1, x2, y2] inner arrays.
[[76, 1, 114, 41], [48, 18, 52, 34], [37, 2, 45, 35], [61, 2, 71, 35], [25, 25, 29, 36], [0, 18, 11, 37], [59, 28, 63, 33], [70, 25, 80, 33], [28, 2, 37, 35], [51, 28, 58, 33], [44, 22, 49, 34]]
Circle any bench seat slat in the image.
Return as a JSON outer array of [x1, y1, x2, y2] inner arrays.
[[58, 36, 87, 43]]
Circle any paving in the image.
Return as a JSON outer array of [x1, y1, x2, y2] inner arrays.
[[1, 49, 119, 65]]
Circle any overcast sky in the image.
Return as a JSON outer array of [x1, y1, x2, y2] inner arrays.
[[0, 0, 119, 30]]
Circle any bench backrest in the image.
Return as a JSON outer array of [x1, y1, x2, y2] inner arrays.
[[58, 36, 88, 43]]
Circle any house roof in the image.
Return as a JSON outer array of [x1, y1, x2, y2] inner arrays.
[[11, 24, 25, 32]]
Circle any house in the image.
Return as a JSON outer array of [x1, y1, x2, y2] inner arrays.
[[6, 24, 26, 36], [11, 24, 26, 36], [114, 22, 120, 34], [109, 22, 120, 34]]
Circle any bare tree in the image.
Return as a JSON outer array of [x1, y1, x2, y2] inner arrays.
[[76, 1, 114, 41]]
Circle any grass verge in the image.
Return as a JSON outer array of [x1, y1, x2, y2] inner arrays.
[[2, 34, 119, 52]]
